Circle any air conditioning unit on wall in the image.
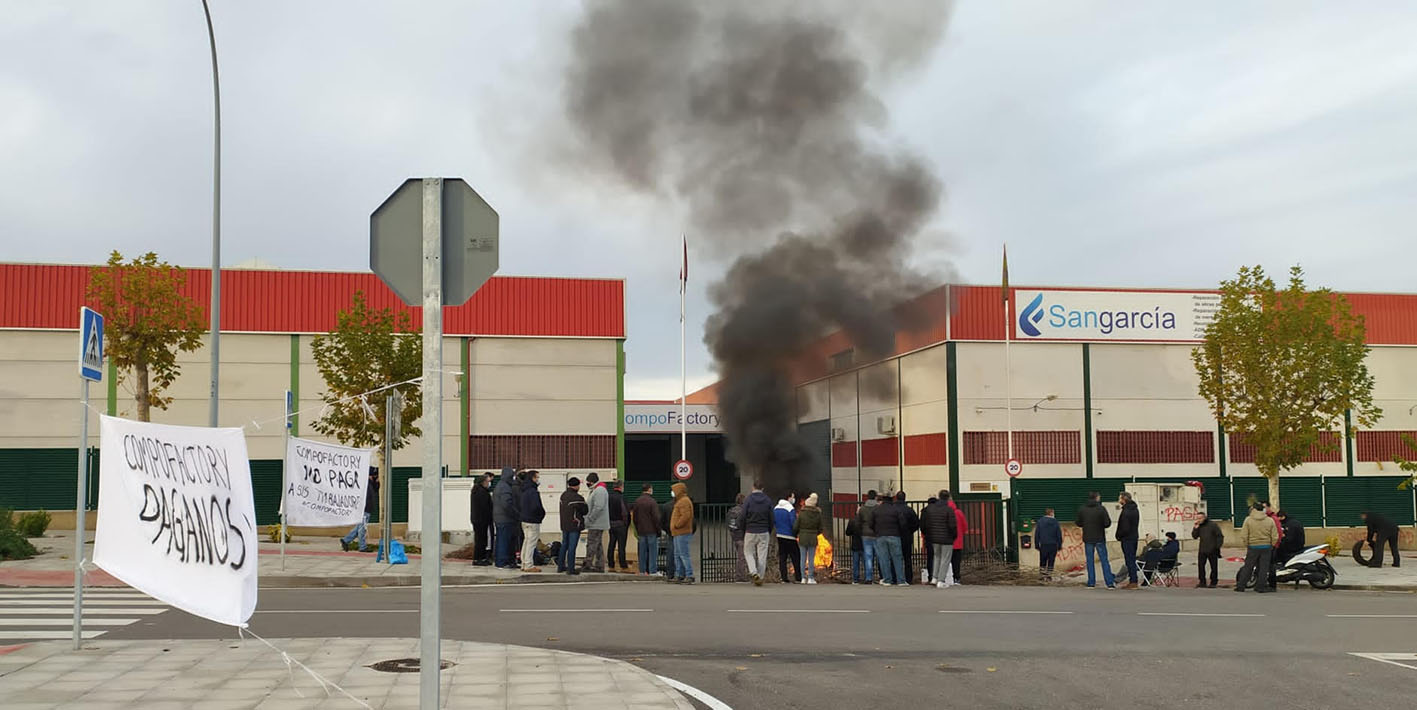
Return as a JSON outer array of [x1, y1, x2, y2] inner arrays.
[[876, 415, 896, 436], [830, 427, 847, 442]]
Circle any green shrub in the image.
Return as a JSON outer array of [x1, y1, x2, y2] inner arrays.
[[15, 510, 51, 538], [0, 507, 13, 531], [0, 528, 37, 560]]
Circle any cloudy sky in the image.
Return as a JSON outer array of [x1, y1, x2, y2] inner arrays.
[[4, 1, 1415, 399]]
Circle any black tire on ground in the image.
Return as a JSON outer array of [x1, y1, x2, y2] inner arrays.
[[1352, 540, 1374, 567]]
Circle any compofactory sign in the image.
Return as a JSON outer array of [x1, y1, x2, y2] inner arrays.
[[623, 404, 720, 434], [1014, 289, 1219, 342]]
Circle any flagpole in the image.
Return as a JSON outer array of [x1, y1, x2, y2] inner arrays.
[[1002, 245, 1013, 555], [680, 235, 687, 464]]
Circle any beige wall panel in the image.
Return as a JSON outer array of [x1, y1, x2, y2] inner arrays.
[[468, 400, 616, 435], [471, 337, 617, 367], [900, 344, 949, 406]]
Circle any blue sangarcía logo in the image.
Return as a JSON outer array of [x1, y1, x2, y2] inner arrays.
[[1019, 293, 1179, 337], [1019, 293, 1045, 337]]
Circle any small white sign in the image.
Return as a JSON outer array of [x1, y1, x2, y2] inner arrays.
[[93, 415, 258, 627], [283, 437, 375, 527], [1005, 458, 1023, 477], [673, 459, 693, 480]]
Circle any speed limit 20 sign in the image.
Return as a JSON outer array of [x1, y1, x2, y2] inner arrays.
[[1005, 458, 1023, 478], [673, 459, 693, 480]]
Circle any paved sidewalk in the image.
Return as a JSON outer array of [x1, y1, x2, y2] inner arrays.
[[0, 637, 695, 709], [1054, 546, 1417, 591], [1, 531, 656, 589]]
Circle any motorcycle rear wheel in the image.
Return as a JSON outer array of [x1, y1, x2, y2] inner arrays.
[[1309, 565, 1335, 590]]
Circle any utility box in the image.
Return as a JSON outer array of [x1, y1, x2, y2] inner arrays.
[[1104, 482, 1207, 543]]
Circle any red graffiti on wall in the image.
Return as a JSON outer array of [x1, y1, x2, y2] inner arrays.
[[1334, 527, 1417, 548], [1163, 505, 1202, 523]]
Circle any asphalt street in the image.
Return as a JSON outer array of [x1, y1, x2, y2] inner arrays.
[[90, 581, 1417, 709]]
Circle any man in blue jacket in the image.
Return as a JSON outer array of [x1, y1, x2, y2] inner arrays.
[[1034, 508, 1064, 580], [518, 470, 546, 572], [736, 481, 775, 586], [491, 467, 518, 569]]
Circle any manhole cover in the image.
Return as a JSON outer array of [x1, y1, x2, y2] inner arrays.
[[936, 665, 972, 674], [368, 658, 456, 673]]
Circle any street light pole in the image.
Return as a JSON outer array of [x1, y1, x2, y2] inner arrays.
[[200, 0, 222, 428]]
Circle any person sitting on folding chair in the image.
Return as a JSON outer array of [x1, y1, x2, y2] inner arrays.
[[1141, 532, 1180, 585]]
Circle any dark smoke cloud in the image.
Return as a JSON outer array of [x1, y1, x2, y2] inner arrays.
[[561, 0, 954, 495]]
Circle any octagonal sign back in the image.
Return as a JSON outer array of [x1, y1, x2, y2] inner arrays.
[[370, 178, 499, 306]]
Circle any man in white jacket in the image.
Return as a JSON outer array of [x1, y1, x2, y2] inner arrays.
[[582, 472, 610, 573]]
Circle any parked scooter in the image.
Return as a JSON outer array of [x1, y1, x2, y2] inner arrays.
[[1274, 544, 1337, 589]]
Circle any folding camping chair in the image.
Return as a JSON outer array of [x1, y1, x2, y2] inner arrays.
[[1142, 555, 1180, 588]]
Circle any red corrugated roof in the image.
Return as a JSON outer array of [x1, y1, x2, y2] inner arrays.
[[0, 263, 624, 338]]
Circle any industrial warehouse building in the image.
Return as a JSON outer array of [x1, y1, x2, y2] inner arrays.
[[0, 262, 626, 528], [688, 284, 1417, 537]]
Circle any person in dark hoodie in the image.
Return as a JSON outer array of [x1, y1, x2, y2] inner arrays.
[[896, 491, 919, 584], [736, 480, 775, 586], [630, 484, 661, 575], [856, 490, 880, 584], [558, 477, 588, 574], [1116, 492, 1141, 589], [1362, 510, 1401, 568], [491, 467, 518, 568], [470, 472, 494, 565], [874, 492, 906, 586], [1034, 507, 1063, 581], [509, 470, 526, 566], [1141, 532, 1181, 582], [921, 496, 938, 584], [1275, 510, 1306, 565], [920, 490, 959, 589], [518, 470, 545, 572], [607, 480, 630, 572], [845, 515, 866, 583], [1076, 492, 1115, 589], [1191, 512, 1224, 588]]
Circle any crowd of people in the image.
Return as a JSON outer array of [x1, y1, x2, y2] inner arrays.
[[371, 471, 1405, 590], [722, 482, 969, 588], [463, 468, 699, 582], [1032, 490, 1404, 591]]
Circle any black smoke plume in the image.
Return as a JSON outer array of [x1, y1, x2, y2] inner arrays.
[[561, 0, 953, 495]]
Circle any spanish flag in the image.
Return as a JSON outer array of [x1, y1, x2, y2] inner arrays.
[[1001, 244, 1009, 302]]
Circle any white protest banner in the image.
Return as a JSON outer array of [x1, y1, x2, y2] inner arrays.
[[93, 415, 258, 627], [283, 437, 374, 527]]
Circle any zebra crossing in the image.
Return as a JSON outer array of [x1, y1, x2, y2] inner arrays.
[[0, 587, 171, 643]]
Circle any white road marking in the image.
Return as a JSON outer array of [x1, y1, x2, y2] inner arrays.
[[254, 609, 419, 614], [1349, 653, 1417, 672], [0, 618, 140, 627], [1328, 615, 1417, 618], [0, 630, 105, 640], [726, 609, 869, 614], [2, 599, 168, 607], [1137, 612, 1265, 617], [6, 608, 167, 616], [939, 610, 1073, 615], [498, 609, 653, 613], [656, 674, 735, 710]]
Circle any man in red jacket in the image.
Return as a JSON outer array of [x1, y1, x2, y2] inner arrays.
[[949, 497, 968, 585]]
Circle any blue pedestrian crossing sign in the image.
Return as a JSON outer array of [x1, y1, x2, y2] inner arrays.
[[79, 307, 104, 381]]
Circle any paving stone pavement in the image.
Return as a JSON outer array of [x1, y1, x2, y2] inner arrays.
[[0, 637, 696, 710]]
